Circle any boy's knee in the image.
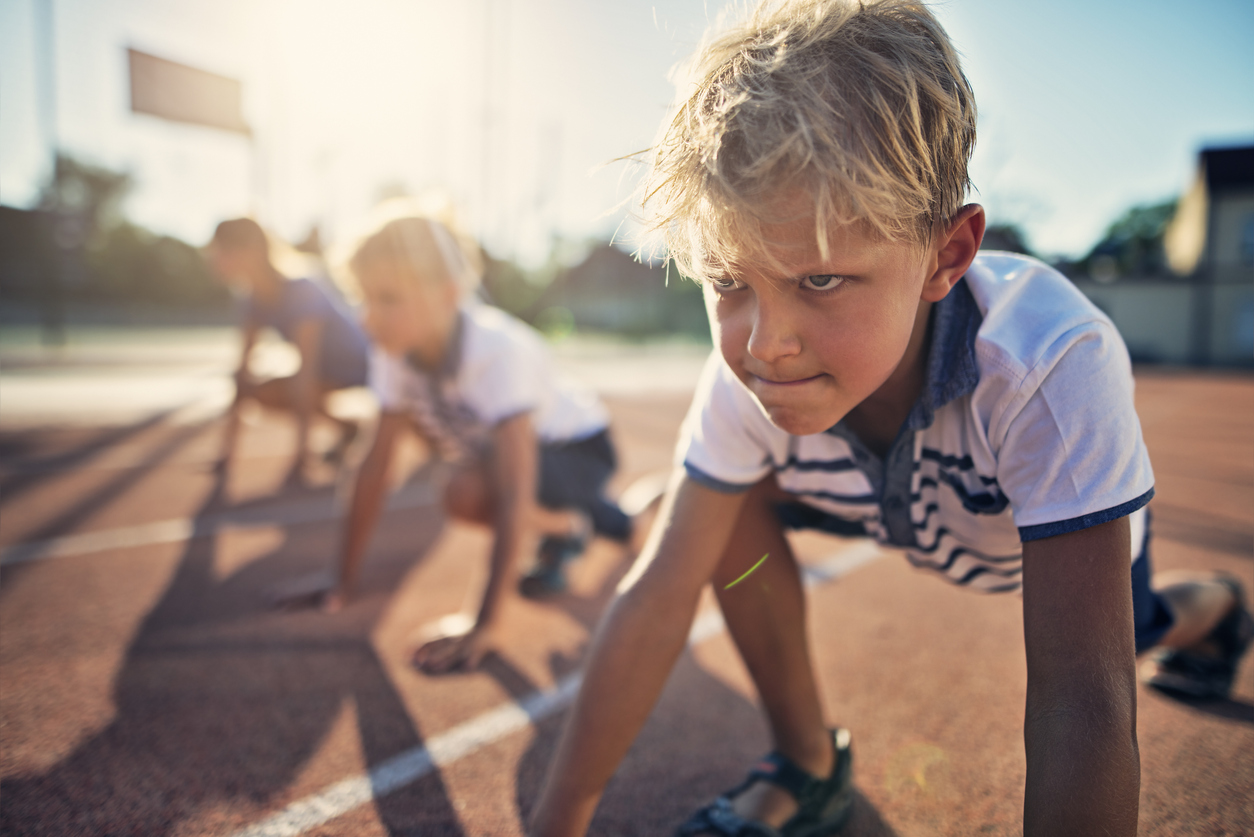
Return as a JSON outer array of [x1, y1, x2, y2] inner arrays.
[[443, 468, 491, 522], [248, 377, 294, 410]]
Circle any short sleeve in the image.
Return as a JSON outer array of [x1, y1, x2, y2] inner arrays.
[[994, 321, 1155, 540], [368, 348, 403, 412], [284, 280, 331, 325], [675, 352, 783, 493], [458, 330, 545, 426]]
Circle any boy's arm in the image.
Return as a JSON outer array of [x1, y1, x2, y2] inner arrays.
[[1021, 515, 1139, 837], [289, 318, 326, 477], [219, 321, 260, 470], [413, 410, 538, 673], [530, 473, 748, 837], [324, 411, 406, 612]]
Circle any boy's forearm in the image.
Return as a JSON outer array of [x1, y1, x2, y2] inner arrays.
[[477, 413, 539, 630], [1023, 693, 1139, 836], [531, 475, 743, 836], [337, 436, 393, 595], [1020, 518, 1140, 836], [530, 579, 702, 836], [475, 487, 529, 629]]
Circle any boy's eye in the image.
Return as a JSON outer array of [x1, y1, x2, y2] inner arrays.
[[802, 274, 844, 291], [710, 276, 744, 292]]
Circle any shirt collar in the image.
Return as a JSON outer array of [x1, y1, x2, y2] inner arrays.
[[404, 308, 466, 381], [903, 276, 982, 431]]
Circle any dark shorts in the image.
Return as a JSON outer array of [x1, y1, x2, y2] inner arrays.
[[777, 503, 1175, 655], [538, 429, 631, 543]]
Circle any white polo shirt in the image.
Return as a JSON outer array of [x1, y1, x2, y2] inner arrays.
[[677, 252, 1155, 593], [370, 302, 609, 460]]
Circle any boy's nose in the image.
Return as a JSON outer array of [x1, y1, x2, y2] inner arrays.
[[746, 295, 801, 362]]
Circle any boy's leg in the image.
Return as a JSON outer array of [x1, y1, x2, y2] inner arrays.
[[248, 376, 357, 461], [536, 431, 632, 542], [444, 460, 586, 537], [1151, 570, 1241, 650], [1137, 555, 1253, 698], [315, 388, 359, 464], [702, 476, 834, 829]]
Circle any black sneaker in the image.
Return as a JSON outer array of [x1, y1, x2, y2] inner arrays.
[[676, 728, 854, 837], [1142, 575, 1254, 700], [518, 532, 588, 599]]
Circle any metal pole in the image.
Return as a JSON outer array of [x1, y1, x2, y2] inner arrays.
[[36, 0, 66, 345]]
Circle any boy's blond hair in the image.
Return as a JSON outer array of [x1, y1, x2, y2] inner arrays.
[[646, 0, 976, 281], [339, 195, 483, 297]]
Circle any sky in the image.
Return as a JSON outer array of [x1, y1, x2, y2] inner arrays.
[[2, 0, 1252, 265]]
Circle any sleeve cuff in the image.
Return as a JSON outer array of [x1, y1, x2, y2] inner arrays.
[[683, 462, 758, 494], [1017, 487, 1154, 542]]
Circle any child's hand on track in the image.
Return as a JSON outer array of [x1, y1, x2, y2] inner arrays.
[[411, 614, 494, 673]]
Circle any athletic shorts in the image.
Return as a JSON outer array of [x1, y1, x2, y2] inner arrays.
[[538, 429, 631, 543], [778, 503, 1174, 654]]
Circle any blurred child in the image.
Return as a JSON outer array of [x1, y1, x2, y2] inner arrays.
[[323, 214, 636, 673], [207, 218, 369, 486], [529, 2, 1253, 835]]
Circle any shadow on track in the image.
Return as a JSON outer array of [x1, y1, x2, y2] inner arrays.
[[0, 465, 465, 837], [0, 408, 178, 504], [505, 542, 899, 836], [1146, 691, 1254, 725]]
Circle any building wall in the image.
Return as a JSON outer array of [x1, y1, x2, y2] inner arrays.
[[1212, 193, 1254, 269], [1073, 278, 1253, 367]]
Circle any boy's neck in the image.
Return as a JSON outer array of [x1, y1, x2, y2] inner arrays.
[[250, 266, 286, 304], [407, 307, 461, 374], [842, 299, 933, 458]]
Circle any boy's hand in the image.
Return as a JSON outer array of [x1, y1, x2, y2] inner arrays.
[[320, 588, 347, 614], [411, 613, 495, 673]]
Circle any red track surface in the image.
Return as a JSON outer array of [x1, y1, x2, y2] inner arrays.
[[1, 372, 1251, 836]]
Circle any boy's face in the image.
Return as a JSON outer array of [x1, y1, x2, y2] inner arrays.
[[357, 260, 459, 359], [206, 244, 253, 290], [706, 216, 939, 436]]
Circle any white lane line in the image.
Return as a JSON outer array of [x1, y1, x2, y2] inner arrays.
[[228, 542, 891, 837], [0, 482, 438, 566], [232, 675, 585, 837]]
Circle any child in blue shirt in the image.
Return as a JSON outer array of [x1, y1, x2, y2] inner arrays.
[[529, 2, 1252, 835], [207, 218, 369, 487]]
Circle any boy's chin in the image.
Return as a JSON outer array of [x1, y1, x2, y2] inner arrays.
[[762, 405, 845, 436]]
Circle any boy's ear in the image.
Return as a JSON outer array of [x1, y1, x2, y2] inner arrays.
[[920, 204, 985, 303]]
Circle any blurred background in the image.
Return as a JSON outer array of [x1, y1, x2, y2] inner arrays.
[[1, 0, 1252, 424], [1, 6, 1251, 834]]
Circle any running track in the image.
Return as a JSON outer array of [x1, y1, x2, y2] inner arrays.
[[2, 368, 1251, 835]]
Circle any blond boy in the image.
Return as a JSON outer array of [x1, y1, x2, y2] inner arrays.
[[328, 216, 633, 671], [529, 1, 1251, 835]]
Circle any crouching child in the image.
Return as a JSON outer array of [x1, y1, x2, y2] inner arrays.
[[529, 1, 1252, 834]]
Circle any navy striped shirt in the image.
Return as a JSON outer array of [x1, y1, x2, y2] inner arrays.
[[677, 253, 1154, 593]]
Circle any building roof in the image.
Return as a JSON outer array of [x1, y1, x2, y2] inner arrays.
[[1201, 145, 1254, 193]]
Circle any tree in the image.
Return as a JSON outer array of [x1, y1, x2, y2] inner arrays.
[[1079, 199, 1178, 280]]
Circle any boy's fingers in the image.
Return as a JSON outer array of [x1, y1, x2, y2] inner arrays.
[[414, 636, 461, 673]]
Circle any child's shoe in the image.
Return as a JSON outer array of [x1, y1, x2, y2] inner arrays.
[[518, 513, 592, 599], [1142, 575, 1254, 700], [675, 728, 854, 837]]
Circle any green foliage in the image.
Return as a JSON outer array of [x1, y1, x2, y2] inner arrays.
[[39, 153, 133, 233], [481, 253, 546, 320], [5, 153, 231, 310], [980, 223, 1034, 257], [1080, 198, 1178, 279], [1102, 199, 1178, 244], [86, 223, 227, 306]]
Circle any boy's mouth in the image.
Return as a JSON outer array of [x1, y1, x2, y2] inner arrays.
[[752, 373, 825, 387]]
